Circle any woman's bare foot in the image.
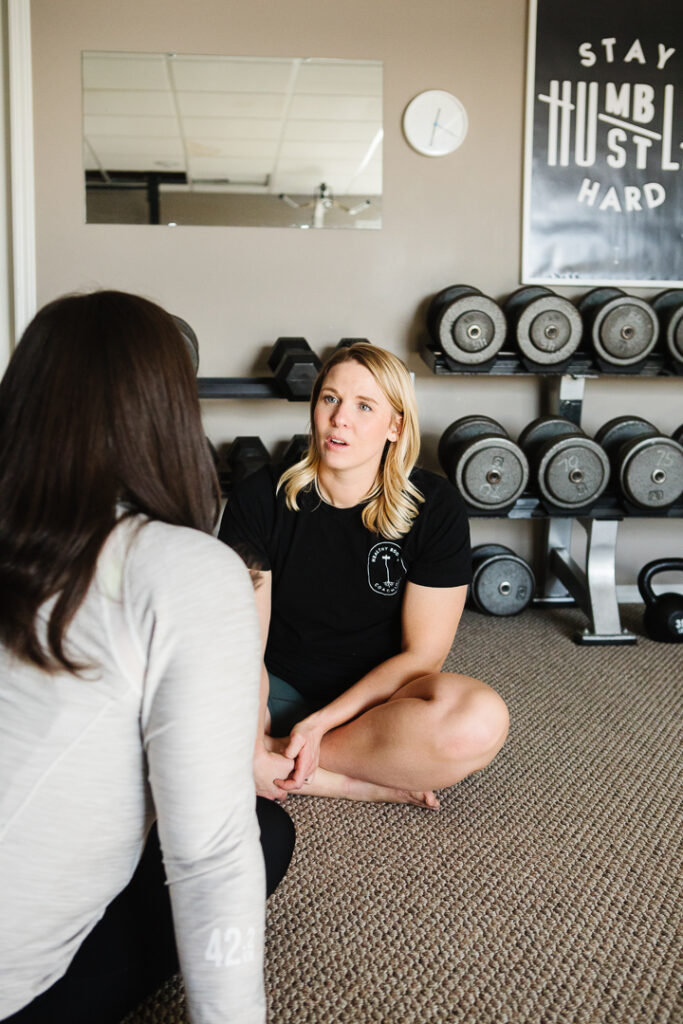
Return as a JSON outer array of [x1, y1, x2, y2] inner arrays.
[[294, 767, 440, 809], [264, 734, 440, 808]]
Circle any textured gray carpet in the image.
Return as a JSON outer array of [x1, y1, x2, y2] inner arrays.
[[123, 605, 682, 1024]]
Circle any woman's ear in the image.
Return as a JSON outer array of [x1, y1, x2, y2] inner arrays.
[[387, 415, 402, 443]]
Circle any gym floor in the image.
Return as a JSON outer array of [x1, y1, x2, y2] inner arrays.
[[123, 603, 682, 1024]]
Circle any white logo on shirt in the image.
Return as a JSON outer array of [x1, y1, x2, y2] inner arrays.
[[367, 542, 406, 596], [204, 926, 256, 967]]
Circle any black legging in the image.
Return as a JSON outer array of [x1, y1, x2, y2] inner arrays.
[[3, 799, 294, 1024]]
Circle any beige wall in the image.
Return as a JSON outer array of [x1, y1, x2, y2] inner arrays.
[[30, 0, 682, 585], [1, 2, 13, 366]]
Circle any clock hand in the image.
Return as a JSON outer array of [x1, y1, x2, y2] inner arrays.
[[429, 107, 442, 147], [435, 122, 461, 140]]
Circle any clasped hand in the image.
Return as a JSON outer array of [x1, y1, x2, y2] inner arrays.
[[275, 715, 324, 793], [253, 744, 295, 802]]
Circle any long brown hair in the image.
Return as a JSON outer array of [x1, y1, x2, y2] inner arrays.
[[277, 343, 424, 539], [0, 290, 219, 672]]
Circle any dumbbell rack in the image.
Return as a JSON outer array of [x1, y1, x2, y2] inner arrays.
[[422, 344, 682, 645], [198, 378, 282, 399]]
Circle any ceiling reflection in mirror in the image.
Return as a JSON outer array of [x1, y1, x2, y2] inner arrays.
[[82, 52, 383, 228]]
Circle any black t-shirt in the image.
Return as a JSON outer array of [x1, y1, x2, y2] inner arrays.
[[219, 465, 471, 704]]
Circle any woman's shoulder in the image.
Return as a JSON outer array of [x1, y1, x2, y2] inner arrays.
[[407, 467, 469, 531], [410, 466, 460, 504], [117, 516, 245, 585]]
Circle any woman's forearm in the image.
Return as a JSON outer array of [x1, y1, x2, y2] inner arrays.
[[256, 663, 271, 741], [311, 649, 439, 735]]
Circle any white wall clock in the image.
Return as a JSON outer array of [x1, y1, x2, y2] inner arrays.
[[402, 90, 468, 156]]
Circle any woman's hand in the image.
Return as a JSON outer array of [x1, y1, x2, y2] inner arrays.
[[253, 742, 294, 802], [276, 714, 325, 792]]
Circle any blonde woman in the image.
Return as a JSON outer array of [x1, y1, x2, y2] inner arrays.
[[219, 343, 509, 808]]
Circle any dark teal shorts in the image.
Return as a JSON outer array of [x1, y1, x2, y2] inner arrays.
[[267, 672, 317, 737]]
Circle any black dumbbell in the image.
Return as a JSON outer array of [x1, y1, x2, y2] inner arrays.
[[594, 416, 683, 510], [281, 434, 310, 467], [268, 338, 322, 401], [638, 559, 683, 643], [226, 436, 271, 486], [427, 285, 506, 368], [173, 315, 199, 374], [651, 290, 683, 374], [517, 416, 610, 511], [673, 424, 683, 447], [469, 544, 536, 616], [438, 416, 529, 512], [207, 438, 219, 469], [336, 337, 371, 349], [578, 288, 659, 371], [503, 286, 582, 370]]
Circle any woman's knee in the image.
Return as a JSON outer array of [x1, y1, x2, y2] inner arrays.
[[438, 675, 509, 769]]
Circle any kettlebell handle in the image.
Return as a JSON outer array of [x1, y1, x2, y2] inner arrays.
[[637, 558, 683, 605]]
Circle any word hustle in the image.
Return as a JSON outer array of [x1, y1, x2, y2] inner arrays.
[[537, 39, 680, 212]]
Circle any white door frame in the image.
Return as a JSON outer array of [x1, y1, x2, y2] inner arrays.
[[6, 0, 36, 358]]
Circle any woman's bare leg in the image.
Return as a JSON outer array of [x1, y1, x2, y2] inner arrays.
[[318, 672, 509, 792]]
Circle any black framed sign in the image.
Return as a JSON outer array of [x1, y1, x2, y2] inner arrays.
[[522, 0, 682, 286]]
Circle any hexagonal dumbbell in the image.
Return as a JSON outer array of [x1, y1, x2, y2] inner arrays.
[[226, 436, 271, 487], [438, 415, 529, 512], [281, 433, 310, 467], [469, 544, 536, 616], [427, 285, 507, 368], [268, 337, 322, 401], [651, 290, 683, 375], [578, 288, 659, 372], [503, 286, 583, 370], [595, 416, 683, 510], [173, 315, 199, 374], [517, 416, 611, 511]]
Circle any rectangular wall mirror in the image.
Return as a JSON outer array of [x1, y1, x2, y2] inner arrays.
[[82, 52, 383, 229]]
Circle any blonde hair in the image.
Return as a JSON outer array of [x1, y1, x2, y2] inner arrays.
[[277, 343, 424, 539]]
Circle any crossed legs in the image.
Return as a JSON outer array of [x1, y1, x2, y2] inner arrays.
[[268, 672, 509, 807]]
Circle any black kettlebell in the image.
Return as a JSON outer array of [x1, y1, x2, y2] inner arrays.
[[637, 559, 683, 643]]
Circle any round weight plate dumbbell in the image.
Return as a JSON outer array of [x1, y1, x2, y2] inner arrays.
[[651, 290, 683, 370], [173, 315, 199, 374], [427, 285, 506, 366], [438, 415, 529, 511], [578, 288, 659, 368], [673, 424, 683, 447], [470, 543, 536, 616], [268, 337, 322, 401], [517, 415, 610, 510], [504, 286, 582, 366], [595, 416, 683, 509]]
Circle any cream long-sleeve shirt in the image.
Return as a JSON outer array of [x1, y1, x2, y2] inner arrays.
[[0, 517, 266, 1023]]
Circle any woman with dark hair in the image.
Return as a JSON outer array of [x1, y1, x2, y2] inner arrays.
[[0, 291, 294, 1024], [222, 343, 509, 808]]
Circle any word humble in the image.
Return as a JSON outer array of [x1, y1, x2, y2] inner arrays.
[[538, 83, 679, 172]]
